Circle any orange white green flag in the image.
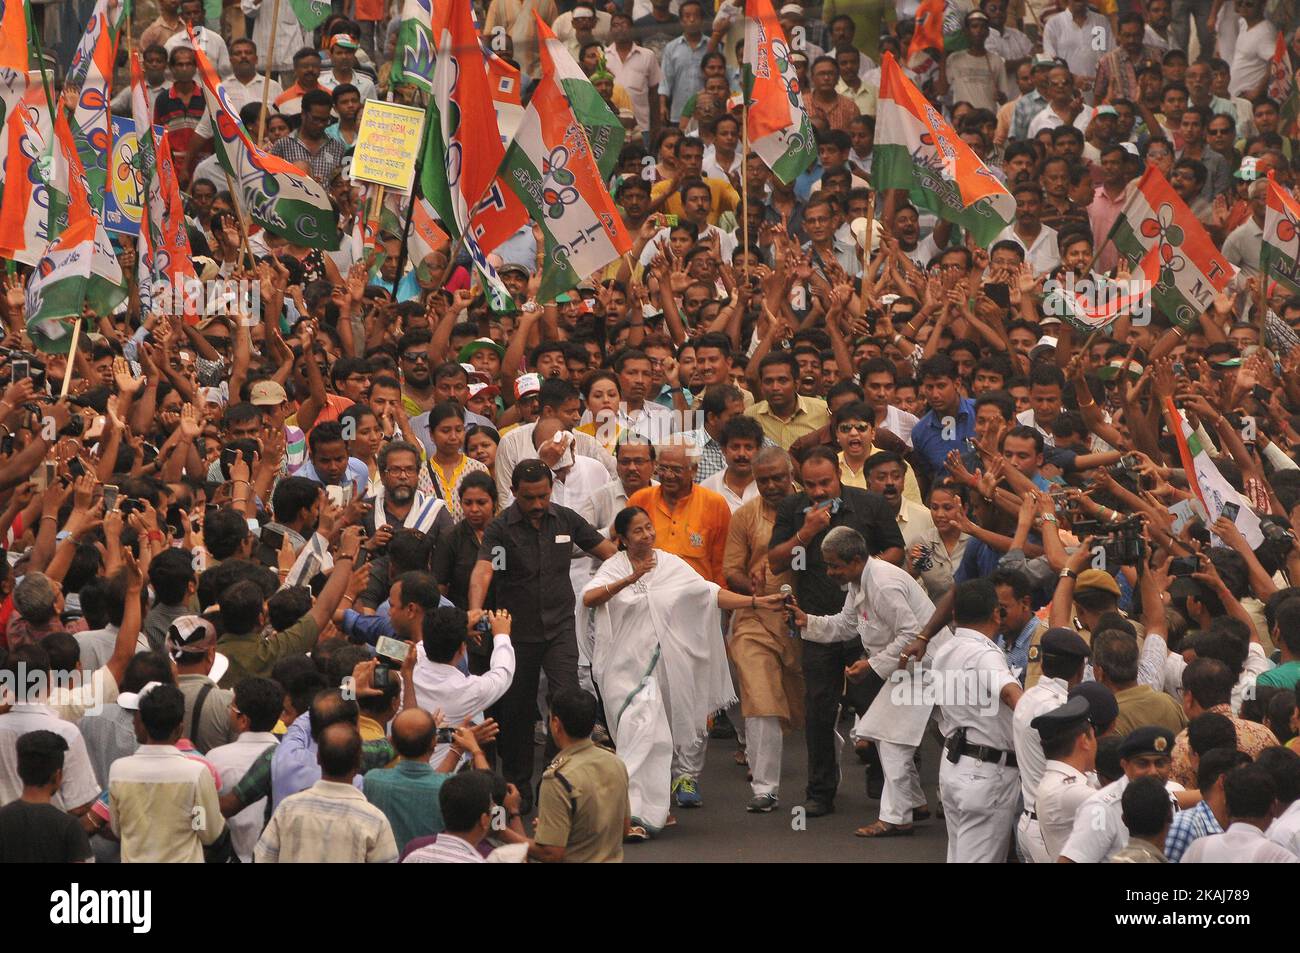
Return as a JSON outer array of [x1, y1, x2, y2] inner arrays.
[[742, 0, 814, 184], [489, 14, 631, 301], [1106, 164, 1233, 327], [1262, 173, 1300, 296], [874, 52, 1014, 247]]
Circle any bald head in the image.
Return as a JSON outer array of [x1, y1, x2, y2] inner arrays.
[[533, 416, 564, 449], [392, 708, 437, 758], [317, 721, 362, 779]]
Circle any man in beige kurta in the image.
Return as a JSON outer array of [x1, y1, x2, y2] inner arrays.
[[722, 448, 804, 812], [482, 0, 560, 78]]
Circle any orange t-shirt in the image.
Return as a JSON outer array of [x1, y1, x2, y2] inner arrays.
[[627, 485, 732, 585]]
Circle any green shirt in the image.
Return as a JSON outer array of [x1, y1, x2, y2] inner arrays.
[[362, 760, 450, 849], [217, 614, 321, 689], [1256, 659, 1300, 691]]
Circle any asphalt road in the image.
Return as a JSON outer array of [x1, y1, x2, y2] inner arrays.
[[626, 720, 950, 863]]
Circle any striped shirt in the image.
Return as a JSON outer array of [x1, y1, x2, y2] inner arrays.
[[401, 832, 486, 863], [255, 780, 398, 863], [109, 745, 225, 863]]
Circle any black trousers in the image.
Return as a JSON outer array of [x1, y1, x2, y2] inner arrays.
[[490, 631, 580, 806], [802, 639, 880, 804]]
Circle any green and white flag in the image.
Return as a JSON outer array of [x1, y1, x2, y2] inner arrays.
[[392, 0, 436, 92], [289, 0, 332, 30], [742, 0, 815, 184]]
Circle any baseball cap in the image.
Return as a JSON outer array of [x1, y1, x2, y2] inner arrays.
[[469, 381, 501, 400], [498, 262, 531, 279], [1096, 358, 1144, 381], [966, 9, 989, 22], [1075, 568, 1121, 596], [199, 386, 226, 407], [1032, 55, 1058, 68], [1095, 105, 1119, 117], [118, 681, 163, 712], [250, 379, 288, 406], [515, 373, 541, 399], [166, 616, 218, 661], [328, 33, 359, 49], [779, 3, 804, 15]]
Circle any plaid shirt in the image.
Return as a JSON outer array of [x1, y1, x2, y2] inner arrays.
[[270, 133, 349, 185], [1164, 799, 1222, 863]]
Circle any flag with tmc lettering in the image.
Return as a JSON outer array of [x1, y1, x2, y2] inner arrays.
[[1269, 31, 1300, 138], [0, 86, 52, 264], [1262, 174, 1300, 296], [875, 52, 1014, 247], [130, 50, 197, 320], [908, 0, 969, 59], [489, 14, 631, 301], [66, 0, 129, 216], [392, 0, 436, 92], [742, 0, 815, 185], [0, 0, 30, 72], [420, 0, 525, 302], [1166, 397, 1264, 547], [189, 26, 340, 250], [26, 108, 123, 351], [1107, 165, 1233, 328]]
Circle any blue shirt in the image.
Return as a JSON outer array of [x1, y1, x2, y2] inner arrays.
[[296, 456, 370, 496], [340, 596, 455, 646], [271, 712, 365, 810], [378, 271, 422, 303], [912, 398, 977, 480], [658, 35, 709, 121], [997, 616, 1040, 684], [362, 760, 450, 849], [1164, 799, 1222, 862]]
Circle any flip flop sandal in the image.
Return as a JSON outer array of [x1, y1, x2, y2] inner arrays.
[[665, 814, 678, 827], [734, 749, 749, 766], [854, 822, 915, 838], [625, 825, 650, 843]]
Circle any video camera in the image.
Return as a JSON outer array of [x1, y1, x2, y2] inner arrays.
[[1072, 515, 1146, 567]]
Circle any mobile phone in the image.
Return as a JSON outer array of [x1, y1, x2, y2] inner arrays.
[[0, 434, 12, 455], [1120, 453, 1141, 471], [43, 461, 55, 487], [1169, 556, 1199, 576], [662, 213, 679, 227], [984, 283, 1011, 308], [67, 457, 86, 478], [325, 484, 350, 508], [10, 359, 29, 382], [1173, 361, 1186, 377], [375, 636, 410, 663], [261, 526, 286, 553], [372, 665, 394, 689], [1221, 502, 1240, 521], [103, 484, 120, 512], [435, 726, 456, 743]]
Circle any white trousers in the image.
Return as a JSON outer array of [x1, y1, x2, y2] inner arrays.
[[672, 733, 708, 781], [746, 715, 782, 796], [1016, 812, 1051, 863], [878, 741, 926, 825], [616, 675, 673, 831], [939, 756, 1020, 863]]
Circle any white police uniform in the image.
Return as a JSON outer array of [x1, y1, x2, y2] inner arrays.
[[1011, 675, 1069, 863], [1059, 774, 1184, 863], [931, 627, 1020, 863], [1036, 760, 1098, 861]]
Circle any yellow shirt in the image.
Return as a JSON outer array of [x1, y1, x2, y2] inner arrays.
[[650, 176, 740, 226], [837, 448, 923, 505], [745, 395, 830, 450]]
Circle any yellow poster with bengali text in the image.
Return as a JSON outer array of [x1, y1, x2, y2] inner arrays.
[[350, 100, 426, 193]]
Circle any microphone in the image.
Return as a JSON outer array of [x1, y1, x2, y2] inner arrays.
[[779, 584, 799, 638]]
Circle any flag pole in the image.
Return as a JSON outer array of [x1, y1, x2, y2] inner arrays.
[[863, 189, 875, 286], [391, 186, 420, 298], [59, 319, 83, 398], [221, 168, 257, 267], [741, 102, 750, 297], [256, 0, 284, 147]]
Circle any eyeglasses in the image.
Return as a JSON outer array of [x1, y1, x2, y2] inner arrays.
[[655, 464, 688, 476], [837, 422, 872, 433], [384, 465, 419, 475], [402, 351, 431, 363]]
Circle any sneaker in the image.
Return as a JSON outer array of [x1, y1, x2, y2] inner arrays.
[[673, 775, 703, 808], [746, 793, 779, 813]]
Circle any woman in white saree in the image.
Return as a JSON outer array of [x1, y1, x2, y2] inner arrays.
[[583, 507, 787, 839]]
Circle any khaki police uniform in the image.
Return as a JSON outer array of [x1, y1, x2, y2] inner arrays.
[[534, 738, 631, 863]]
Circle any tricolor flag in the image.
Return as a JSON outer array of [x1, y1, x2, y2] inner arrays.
[[875, 52, 1014, 247], [421, 0, 526, 299], [489, 14, 631, 301], [25, 108, 123, 350], [1269, 32, 1299, 139], [130, 50, 198, 321], [288, 0, 332, 30], [1263, 174, 1300, 297], [392, 0, 436, 92], [742, 0, 815, 185], [0, 0, 30, 72], [1042, 272, 1148, 332], [0, 86, 52, 264], [486, 45, 525, 146], [1166, 397, 1264, 548], [66, 0, 129, 215], [189, 25, 340, 251], [1107, 165, 1233, 328]]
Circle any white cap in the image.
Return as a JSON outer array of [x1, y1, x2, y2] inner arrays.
[[572, 4, 595, 15], [118, 681, 163, 711], [779, 3, 804, 15]]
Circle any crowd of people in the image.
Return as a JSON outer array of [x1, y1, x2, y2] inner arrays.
[[7, 0, 1300, 865]]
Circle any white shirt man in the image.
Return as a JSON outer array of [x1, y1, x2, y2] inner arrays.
[[994, 221, 1061, 275], [494, 423, 618, 505], [1037, 758, 1099, 861], [1042, 6, 1113, 84], [109, 743, 225, 863], [605, 40, 663, 135], [638, 223, 737, 267], [412, 632, 515, 765], [701, 468, 759, 512], [1229, 17, 1278, 98], [320, 69, 376, 103], [804, 556, 942, 830], [0, 703, 101, 810], [205, 730, 279, 862], [1183, 821, 1298, 862], [1027, 102, 1093, 138], [165, 25, 232, 78], [1060, 772, 1185, 862], [1268, 797, 1300, 855]]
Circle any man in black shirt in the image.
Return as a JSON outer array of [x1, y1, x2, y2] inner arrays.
[[767, 446, 905, 818], [469, 460, 617, 809], [0, 730, 93, 863]]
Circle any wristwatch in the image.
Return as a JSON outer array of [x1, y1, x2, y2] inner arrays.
[[1059, 568, 1078, 580]]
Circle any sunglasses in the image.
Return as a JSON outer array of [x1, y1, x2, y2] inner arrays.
[[837, 422, 872, 433]]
